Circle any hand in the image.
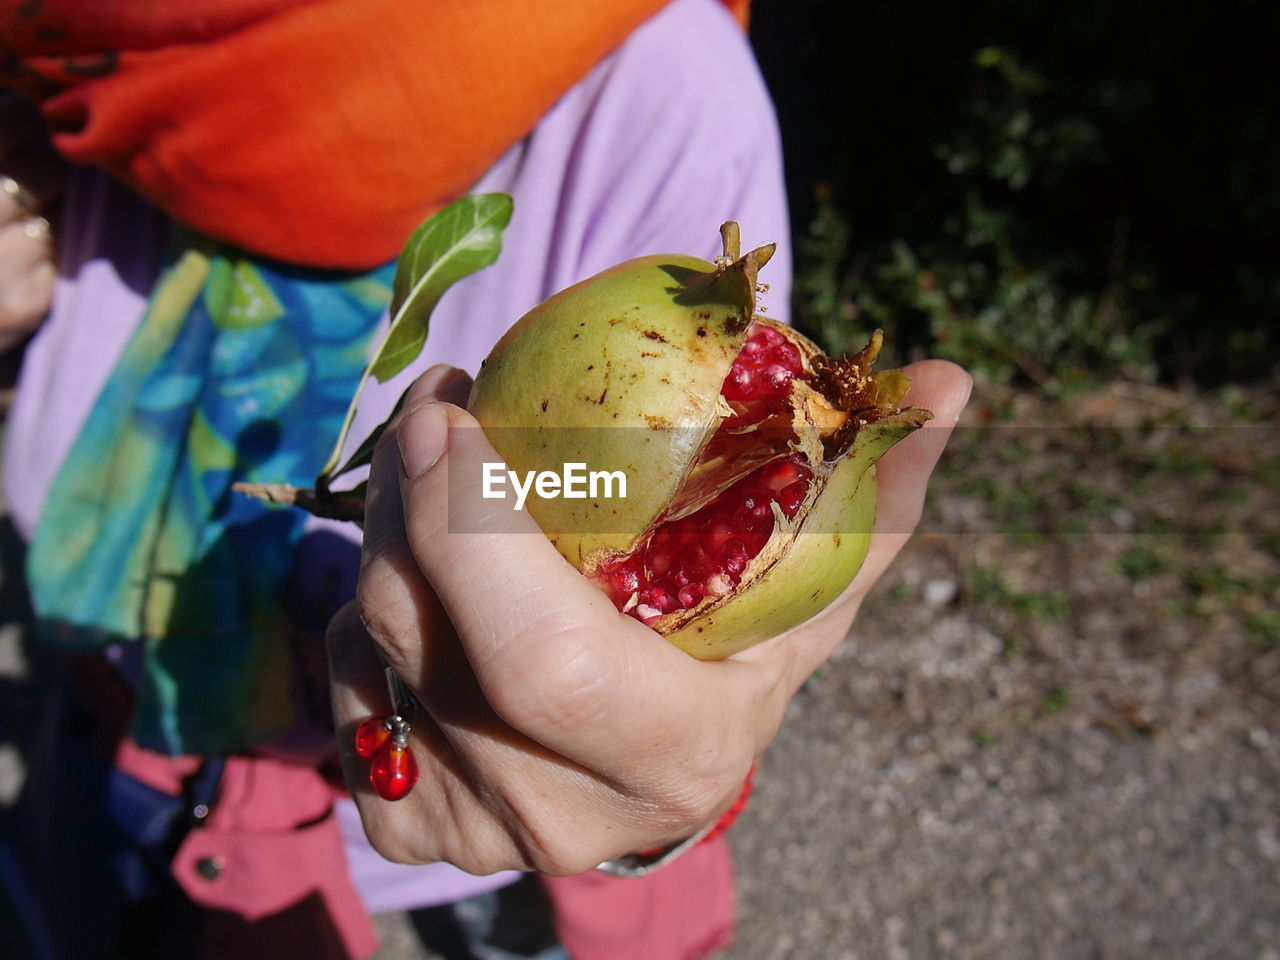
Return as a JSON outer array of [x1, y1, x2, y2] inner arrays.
[[327, 360, 971, 875], [1, 94, 61, 352]]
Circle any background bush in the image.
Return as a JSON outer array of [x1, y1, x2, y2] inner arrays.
[[751, 0, 1280, 387]]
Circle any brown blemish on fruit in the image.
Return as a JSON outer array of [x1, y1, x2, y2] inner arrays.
[[598, 387, 608, 404], [833, 533, 843, 548], [643, 330, 670, 344], [587, 364, 594, 370], [540, 399, 548, 412], [641, 352, 660, 358], [644, 415, 672, 430], [696, 327, 708, 337], [610, 317, 623, 326]]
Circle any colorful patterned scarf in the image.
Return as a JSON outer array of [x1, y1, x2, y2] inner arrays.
[[28, 245, 391, 753]]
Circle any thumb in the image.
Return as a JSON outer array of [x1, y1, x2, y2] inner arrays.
[[407, 363, 472, 408]]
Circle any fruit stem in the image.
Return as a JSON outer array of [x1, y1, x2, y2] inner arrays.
[[231, 481, 365, 523], [719, 221, 741, 263]]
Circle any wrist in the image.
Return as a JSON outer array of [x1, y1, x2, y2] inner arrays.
[[595, 766, 756, 877]]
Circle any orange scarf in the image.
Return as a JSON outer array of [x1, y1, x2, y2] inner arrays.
[[1, 0, 750, 268]]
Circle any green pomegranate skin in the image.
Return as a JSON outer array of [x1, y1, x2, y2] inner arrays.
[[469, 251, 761, 570]]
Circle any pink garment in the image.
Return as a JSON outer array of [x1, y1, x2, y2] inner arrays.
[[543, 838, 736, 960], [115, 739, 377, 960]]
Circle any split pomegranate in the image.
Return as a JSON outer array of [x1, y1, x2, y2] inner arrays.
[[596, 325, 814, 624], [469, 222, 931, 658]]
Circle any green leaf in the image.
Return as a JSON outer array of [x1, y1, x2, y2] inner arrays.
[[372, 193, 513, 382], [317, 193, 512, 481], [330, 383, 414, 481]]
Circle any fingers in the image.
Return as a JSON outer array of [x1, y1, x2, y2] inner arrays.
[[855, 359, 971, 579], [356, 366, 475, 689], [733, 359, 972, 703], [0, 215, 55, 349], [407, 363, 472, 407], [0, 96, 61, 348], [326, 600, 538, 871]]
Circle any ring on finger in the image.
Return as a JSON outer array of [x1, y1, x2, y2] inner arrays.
[[21, 215, 51, 240], [1, 174, 38, 215]]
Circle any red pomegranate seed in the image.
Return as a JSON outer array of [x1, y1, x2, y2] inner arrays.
[[702, 514, 735, 548], [677, 584, 704, 608], [641, 583, 678, 614], [742, 529, 771, 555], [761, 459, 804, 491], [764, 340, 801, 367], [777, 480, 808, 518], [733, 492, 772, 530], [722, 365, 756, 401], [754, 325, 785, 347], [720, 539, 750, 577], [761, 363, 793, 393], [646, 546, 674, 575], [607, 558, 643, 597]]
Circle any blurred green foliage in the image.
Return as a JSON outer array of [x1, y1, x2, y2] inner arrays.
[[753, 1, 1280, 386]]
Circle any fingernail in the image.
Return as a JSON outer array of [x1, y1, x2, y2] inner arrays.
[[398, 403, 448, 479], [411, 364, 468, 405]]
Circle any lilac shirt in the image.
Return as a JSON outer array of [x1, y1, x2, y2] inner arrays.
[[4, 0, 790, 913]]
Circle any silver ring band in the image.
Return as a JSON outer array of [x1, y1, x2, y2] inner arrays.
[[1, 174, 38, 214], [22, 215, 50, 240]]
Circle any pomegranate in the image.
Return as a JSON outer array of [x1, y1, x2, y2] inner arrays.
[[469, 224, 930, 659]]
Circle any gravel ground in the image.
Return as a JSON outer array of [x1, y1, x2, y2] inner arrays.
[[360, 607, 1280, 960], [728, 674, 1280, 960]]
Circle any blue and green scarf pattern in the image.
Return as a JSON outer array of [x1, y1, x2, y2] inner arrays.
[[28, 244, 390, 754]]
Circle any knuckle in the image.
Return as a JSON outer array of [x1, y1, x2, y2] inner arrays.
[[354, 559, 426, 665], [482, 622, 613, 734], [435, 834, 514, 877], [361, 818, 438, 867], [496, 787, 612, 877], [518, 827, 603, 878]]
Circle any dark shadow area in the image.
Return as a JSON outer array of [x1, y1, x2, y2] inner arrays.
[[0, 504, 364, 959], [407, 874, 559, 960], [750, 0, 1280, 382]]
